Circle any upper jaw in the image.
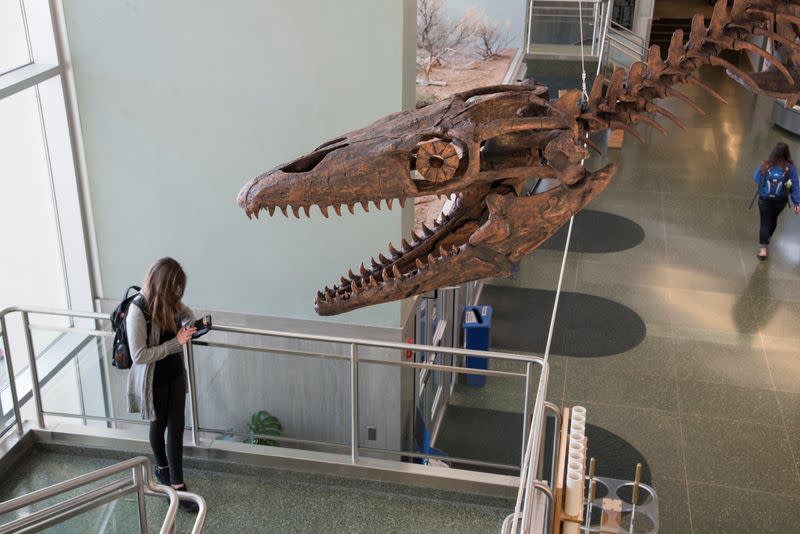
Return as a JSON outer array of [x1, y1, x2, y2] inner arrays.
[[237, 152, 414, 219]]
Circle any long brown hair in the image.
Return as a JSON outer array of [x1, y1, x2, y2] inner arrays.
[[761, 142, 793, 173], [142, 257, 186, 335]]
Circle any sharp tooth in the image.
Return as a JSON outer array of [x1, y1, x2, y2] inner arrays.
[[361, 200, 369, 212], [371, 257, 381, 270], [382, 267, 390, 280], [370, 274, 378, 286], [279, 206, 288, 217], [451, 245, 459, 255], [392, 265, 402, 279], [291, 206, 300, 218], [334, 204, 342, 217], [422, 224, 434, 236], [412, 231, 423, 242], [316, 291, 323, 300], [348, 204, 356, 215], [439, 246, 449, 257], [340, 276, 349, 286], [302, 205, 310, 218], [374, 199, 382, 210], [387, 198, 394, 210], [379, 253, 391, 265], [351, 280, 358, 294], [428, 253, 436, 264], [416, 258, 425, 270], [268, 206, 276, 216], [246, 211, 253, 220], [360, 263, 368, 277], [253, 209, 260, 219], [324, 286, 332, 294], [402, 238, 413, 252], [388, 242, 401, 258], [320, 206, 329, 218], [348, 269, 358, 280], [399, 197, 407, 208]]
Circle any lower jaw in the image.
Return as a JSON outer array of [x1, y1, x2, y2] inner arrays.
[[314, 246, 512, 316]]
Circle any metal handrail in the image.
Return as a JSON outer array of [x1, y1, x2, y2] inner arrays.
[[0, 456, 207, 534], [0, 304, 551, 480], [607, 34, 646, 61], [610, 19, 645, 50]]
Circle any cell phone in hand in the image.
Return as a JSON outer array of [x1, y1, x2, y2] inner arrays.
[[191, 315, 212, 339]]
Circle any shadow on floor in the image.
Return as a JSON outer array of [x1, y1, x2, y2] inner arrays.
[[434, 405, 522, 474], [539, 210, 646, 254], [481, 286, 646, 357], [586, 423, 652, 485]]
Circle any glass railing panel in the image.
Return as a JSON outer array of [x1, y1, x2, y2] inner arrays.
[[529, 1, 601, 57], [39, 498, 142, 534], [358, 354, 535, 475], [28, 327, 146, 430], [191, 342, 350, 453]]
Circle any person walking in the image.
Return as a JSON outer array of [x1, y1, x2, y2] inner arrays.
[[754, 142, 800, 260], [126, 257, 199, 512]]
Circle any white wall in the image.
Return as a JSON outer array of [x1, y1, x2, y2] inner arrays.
[[62, 0, 415, 328]]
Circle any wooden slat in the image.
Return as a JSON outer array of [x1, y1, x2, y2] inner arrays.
[[553, 407, 570, 534], [600, 498, 623, 533]]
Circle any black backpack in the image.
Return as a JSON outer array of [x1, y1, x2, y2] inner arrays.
[[110, 286, 150, 369]]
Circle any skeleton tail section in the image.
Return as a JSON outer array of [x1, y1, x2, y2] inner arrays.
[[578, 0, 800, 137]]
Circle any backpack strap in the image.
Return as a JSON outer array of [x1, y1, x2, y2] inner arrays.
[[123, 285, 141, 300], [131, 294, 152, 342]]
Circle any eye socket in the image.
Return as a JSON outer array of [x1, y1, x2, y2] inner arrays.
[[280, 144, 348, 174], [412, 138, 463, 183]]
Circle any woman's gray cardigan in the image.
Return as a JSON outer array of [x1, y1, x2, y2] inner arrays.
[[126, 301, 194, 421]]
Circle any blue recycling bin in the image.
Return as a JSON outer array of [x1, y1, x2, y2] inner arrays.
[[463, 305, 492, 387]]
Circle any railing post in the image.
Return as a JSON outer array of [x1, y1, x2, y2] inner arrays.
[[520, 361, 534, 472], [592, 1, 600, 55], [132, 465, 149, 534], [0, 316, 23, 436], [21, 312, 45, 429], [350, 343, 359, 464], [184, 342, 200, 447]]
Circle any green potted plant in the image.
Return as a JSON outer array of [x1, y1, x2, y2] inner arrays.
[[245, 410, 282, 446]]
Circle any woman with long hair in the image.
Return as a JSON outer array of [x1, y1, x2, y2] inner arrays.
[[754, 142, 800, 259], [127, 257, 199, 512]]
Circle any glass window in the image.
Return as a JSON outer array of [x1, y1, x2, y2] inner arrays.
[[0, 1, 31, 75], [0, 87, 68, 383]]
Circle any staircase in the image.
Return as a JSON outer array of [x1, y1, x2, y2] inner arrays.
[[649, 18, 692, 51]]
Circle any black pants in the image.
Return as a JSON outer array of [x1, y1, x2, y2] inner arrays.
[[149, 373, 186, 485], [758, 197, 788, 246]]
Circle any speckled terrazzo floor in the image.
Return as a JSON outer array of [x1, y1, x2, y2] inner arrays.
[[0, 445, 513, 533], [476, 54, 800, 533]]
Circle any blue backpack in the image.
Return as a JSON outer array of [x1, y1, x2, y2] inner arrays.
[[760, 166, 789, 199]]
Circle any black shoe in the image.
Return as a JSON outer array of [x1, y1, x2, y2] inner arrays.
[[175, 484, 200, 513], [153, 465, 170, 486]]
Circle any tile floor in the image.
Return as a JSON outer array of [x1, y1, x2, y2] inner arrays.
[[485, 64, 800, 533], [0, 445, 511, 534]]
